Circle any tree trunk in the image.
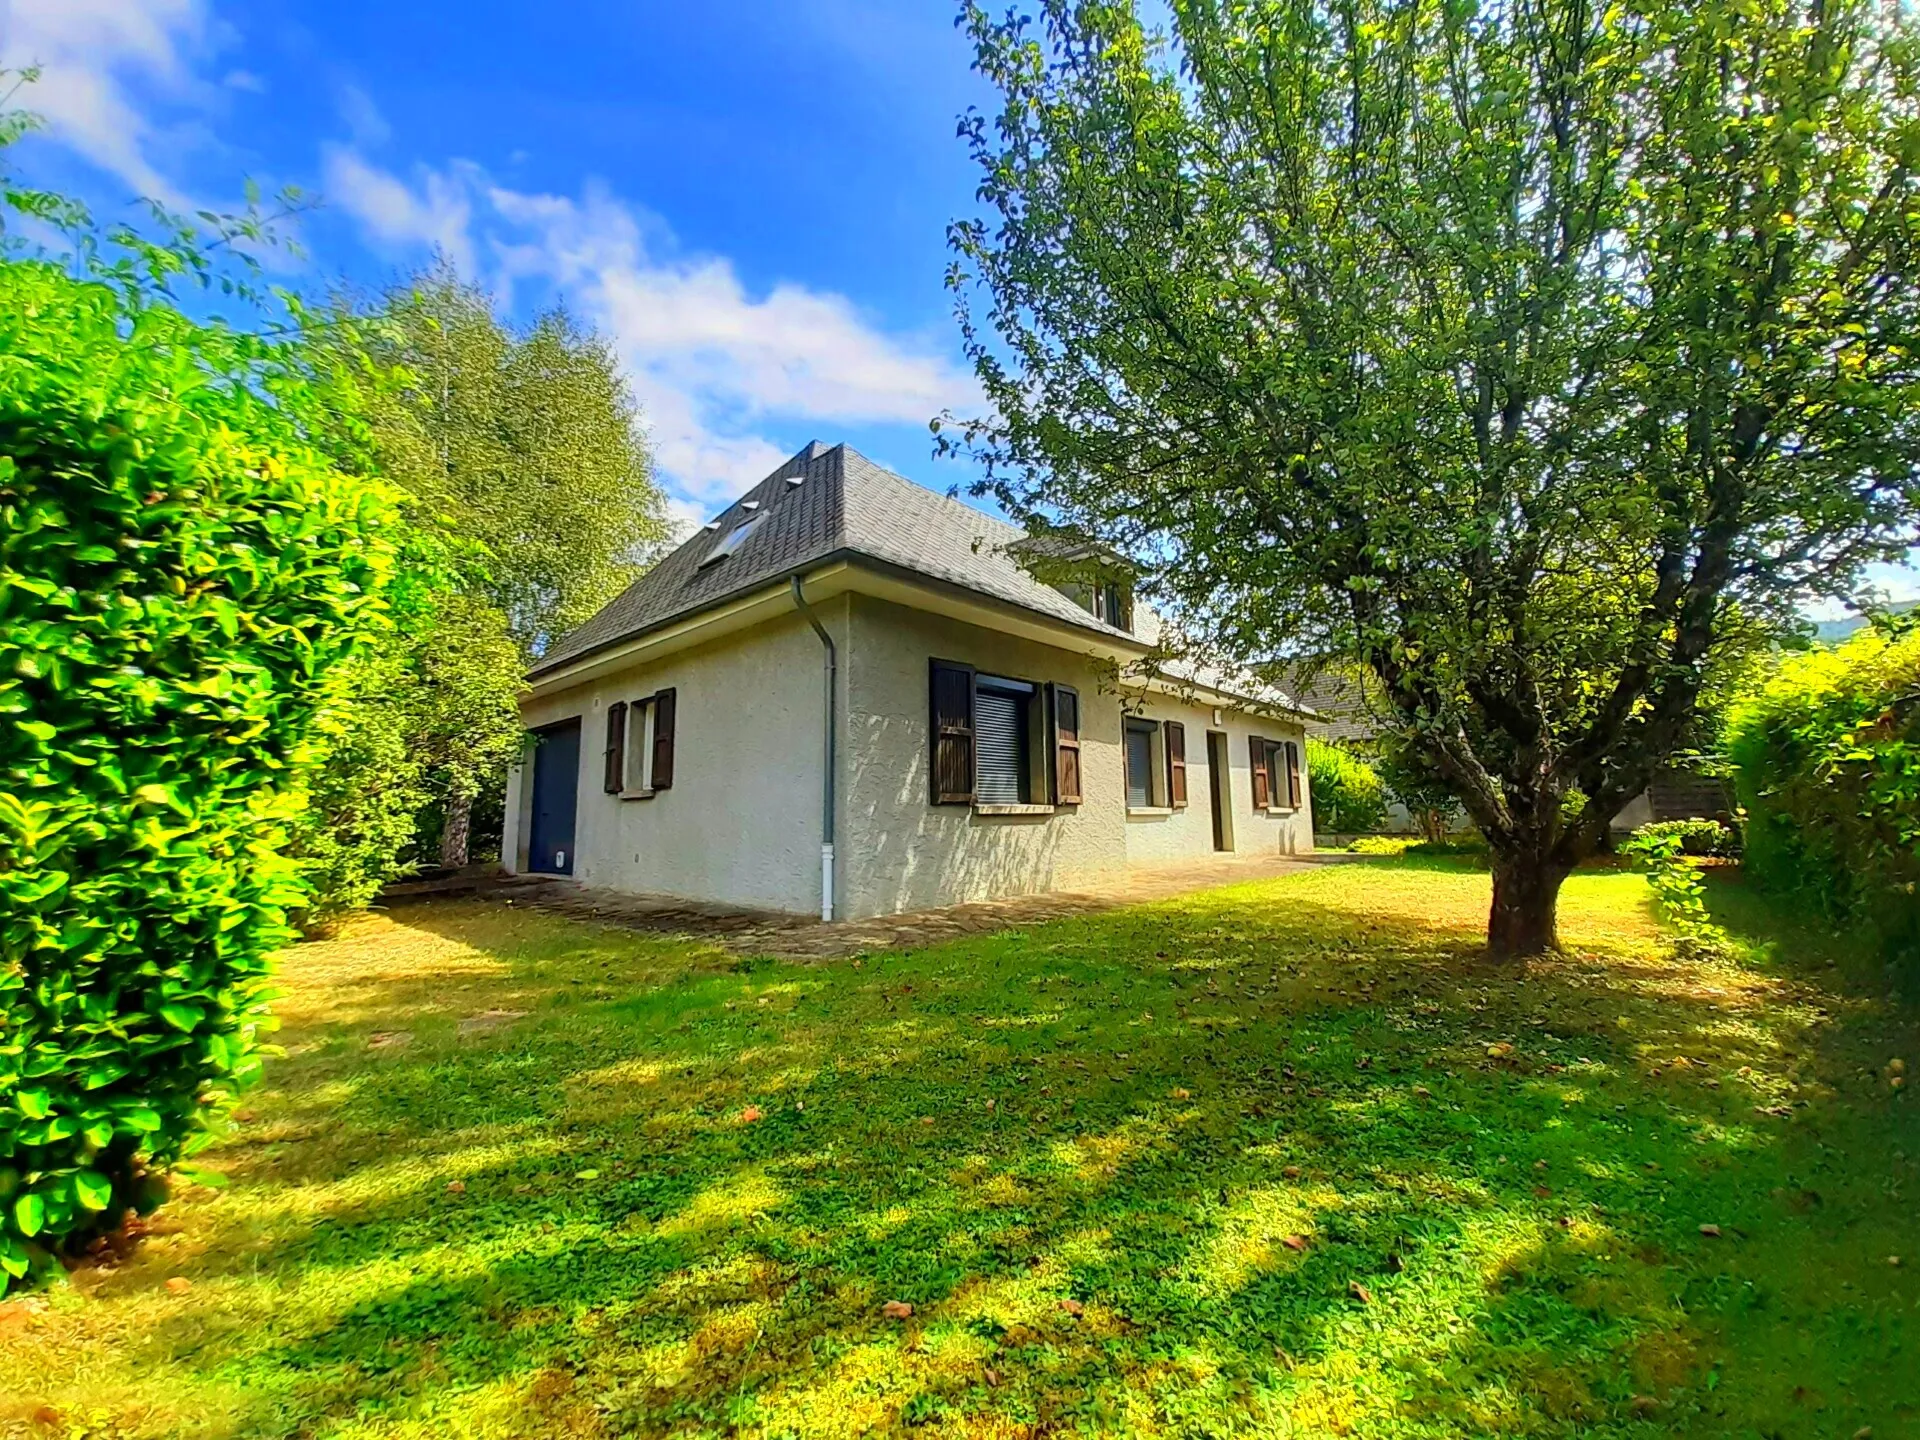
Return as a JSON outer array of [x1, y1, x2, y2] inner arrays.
[[440, 790, 473, 870], [1487, 850, 1569, 960]]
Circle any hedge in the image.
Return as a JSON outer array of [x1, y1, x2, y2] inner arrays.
[[0, 259, 396, 1281], [1307, 739, 1388, 834], [1726, 625, 1919, 966]]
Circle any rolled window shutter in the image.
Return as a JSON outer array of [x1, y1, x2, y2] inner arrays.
[[1249, 734, 1270, 809], [603, 701, 627, 793], [1050, 683, 1082, 804], [929, 659, 976, 804], [1285, 740, 1301, 808], [650, 688, 676, 789], [1165, 720, 1187, 806]]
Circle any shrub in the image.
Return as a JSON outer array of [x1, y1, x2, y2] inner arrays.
[[1306, 739, 1387, 834], [0, 259, 395, 1282], [1726, 625, 1920, 966], [1618, 820, 1739, 957]]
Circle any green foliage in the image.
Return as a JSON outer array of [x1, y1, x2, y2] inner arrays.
[[1727, 625, 1920, 965], [1305, 738, 1387, 833], [0, 257, 396, 1280], [1619, 821, 1740, 955], [945, 0, 1920, 954], [291, 267, 664, 897]]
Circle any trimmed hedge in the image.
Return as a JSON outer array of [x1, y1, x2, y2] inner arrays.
[[0, 260, 396, 1281], [1726, 626, 1919, 966], [1307, 739, 1388, 834]]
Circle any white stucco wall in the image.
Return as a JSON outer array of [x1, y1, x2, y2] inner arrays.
[[840, 596, 1311, 917], [505, 610, 838, 916], [1115, 692, 1312, 866]]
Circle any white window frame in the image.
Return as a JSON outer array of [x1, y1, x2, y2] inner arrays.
[[620, 694, 658, 799]]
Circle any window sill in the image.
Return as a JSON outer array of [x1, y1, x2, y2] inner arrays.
[[1264, 806, 1298, 818], [620, 789, 656, 802], [974, 803, 1055, 817], [1127, 805, 1175, 817]]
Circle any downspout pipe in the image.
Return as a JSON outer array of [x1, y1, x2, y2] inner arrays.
[[790, 575, 836, 922]]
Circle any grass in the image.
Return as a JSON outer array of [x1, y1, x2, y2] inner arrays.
[[1, 858, 1914, 1439]]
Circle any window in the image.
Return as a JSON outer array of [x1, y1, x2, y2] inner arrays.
[[1248, 734, 1300, 811], [929, 661, 1080, 809], [1125, 719, 1158, 808], [974, 677, 1034, 805], [698, 511, 763, 567], [1093, 580, 1131, 631], [605, 688, 676, 796]]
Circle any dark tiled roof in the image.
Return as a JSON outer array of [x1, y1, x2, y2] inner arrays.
[[531, 442, 1138, 677], [1279, 667, 1376, 744]]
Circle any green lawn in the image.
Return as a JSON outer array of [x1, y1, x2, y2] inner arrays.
[[2, 859, 1913, 1439]]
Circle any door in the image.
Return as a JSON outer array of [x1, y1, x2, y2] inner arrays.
[[1207, 730, 1233, 851], [527, 718, 581, 875]]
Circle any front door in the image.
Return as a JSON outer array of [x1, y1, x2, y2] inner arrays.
[[527, 718, 581, 875], [1207, 730, 1233, 851]]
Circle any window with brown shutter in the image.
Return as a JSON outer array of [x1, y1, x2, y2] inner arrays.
[[650, 688, 676, 790], [603, 701, 627, 794], [929, 659, 976, 804], [1165, 720, 1187, 806], [1284, 739, 1301, 808], [1049, 683, 1082, 804], [1249, 734, 1270, 809]]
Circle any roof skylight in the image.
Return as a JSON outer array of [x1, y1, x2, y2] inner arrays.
[[697, 511, 764, 568]]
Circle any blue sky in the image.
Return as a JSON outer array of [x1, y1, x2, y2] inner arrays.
[[1, 0, 994, 533], [2, 0, 1914, 609]]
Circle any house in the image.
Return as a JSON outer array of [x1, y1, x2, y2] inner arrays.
[[502, 442, 1315, 921]]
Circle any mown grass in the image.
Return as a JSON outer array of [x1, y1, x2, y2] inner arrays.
[[1, 859, 1913, 1439]]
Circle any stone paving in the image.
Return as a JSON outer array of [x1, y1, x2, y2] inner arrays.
[[478, 851, 1359, 960]]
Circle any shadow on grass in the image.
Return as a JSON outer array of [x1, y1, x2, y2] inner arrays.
[[27, 866, 1919, 1440]]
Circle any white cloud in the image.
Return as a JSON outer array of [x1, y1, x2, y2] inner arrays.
[[321, 146, 477, 274], [325, 152, 979, 510], [0, 0, 209, 204]]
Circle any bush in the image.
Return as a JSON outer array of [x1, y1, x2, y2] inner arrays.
[[0, 259, 395, 1282], [1726, 625, 1920, 966], [1307, 739, 1388, 834], [1619, 821, 1739, 957]]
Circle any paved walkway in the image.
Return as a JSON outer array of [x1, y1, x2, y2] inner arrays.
[[480, 851, 1356, 960]]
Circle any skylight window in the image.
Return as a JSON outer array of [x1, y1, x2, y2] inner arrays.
[[698, 512, 764, 567]]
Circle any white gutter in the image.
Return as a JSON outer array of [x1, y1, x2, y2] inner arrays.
[[790, 576, 837, 923]]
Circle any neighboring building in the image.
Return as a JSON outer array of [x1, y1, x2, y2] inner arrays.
[[502, 442, 1315, 921]]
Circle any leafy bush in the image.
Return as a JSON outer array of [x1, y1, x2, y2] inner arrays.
[[1618, 821, 1739, 956], [1727, 624, 1920, 966], [1373, 737, 1461, 842], [0, 259, 395, 1281], [1306, 739, 1387, 834]]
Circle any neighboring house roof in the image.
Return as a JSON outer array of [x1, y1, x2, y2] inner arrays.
[[531, 441, 1140, 678], [1278, 667, 1377, 745]]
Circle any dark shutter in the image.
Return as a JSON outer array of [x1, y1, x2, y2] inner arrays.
[[929, 659, 975, 804], [650, 688, 676, 790], [603, 701, 627, 793], [1284, 740, 1301, 808], [1165, 720, 1187, 807], [1249, 734, 1270, 809], [1050, 683, 1082, 804]]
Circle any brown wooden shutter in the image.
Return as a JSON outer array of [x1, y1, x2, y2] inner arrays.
[[603, 701, 627, 793], [929, 659, 976, 804], [1285, 740, 1302, 808], [1050, 683, 1082, 804], [650, 688, 676, 790], [1249, 734, 1270, 809], [1165, 720, 1187, 806]]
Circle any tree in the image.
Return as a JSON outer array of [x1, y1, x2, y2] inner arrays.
[[945, 0, 1920, 956], [305, 267, 664, 873]]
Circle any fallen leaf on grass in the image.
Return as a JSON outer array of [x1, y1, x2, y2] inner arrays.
[[1699, 1223, 1721, 1238], [1058, 1298, 1085, 1317], [33, 1407, 58, 1427], [1533, 1185, 1553, 1198], [882, 1300, 914, 1319], [1486, 1043, 1515, 1059], [984, 1367, 1001, 1387], [1348, 1281, 1372, 1304], [1172, 1088, 1191, 1100], [574, 1169, 599, 1181], [740, 1106, 763, 1124], [445, 1180, 466, 1194], [164, 1277, 192, 1295], [1282, 1165, 1302, 1180], [1282, 1235, 1309, 1253]]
